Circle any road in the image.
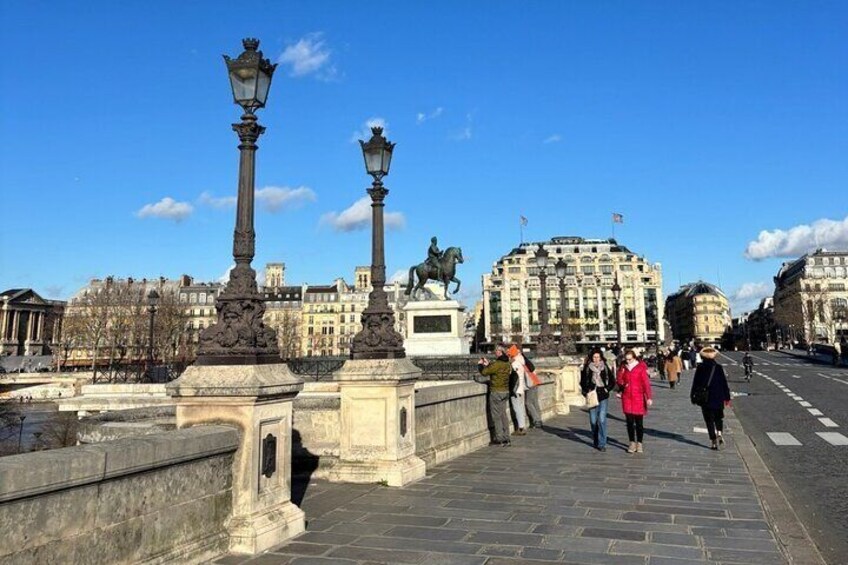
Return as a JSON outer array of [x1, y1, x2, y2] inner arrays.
[[719, 350, 848, 564]]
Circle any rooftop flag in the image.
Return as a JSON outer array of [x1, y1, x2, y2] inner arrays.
[[612, 213, 624, 224]]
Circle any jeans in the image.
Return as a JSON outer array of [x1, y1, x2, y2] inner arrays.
[[625, 414, 644, 443], [525, 386, 542, 427], [588, 398, 608, 448], [701, 406, 724, 441], [489, 390, 511, 443], [511, 393, 527, 430]]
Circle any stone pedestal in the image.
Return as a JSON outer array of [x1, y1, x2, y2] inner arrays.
[[403, 300, 467, 356], [166, 363, 305, 555], [535, 356, 583, 415], [331, 358, 426, 487]]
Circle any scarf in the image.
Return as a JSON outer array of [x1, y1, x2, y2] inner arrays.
[[626, 359, 638, 371], [589, 361, 605, 388]]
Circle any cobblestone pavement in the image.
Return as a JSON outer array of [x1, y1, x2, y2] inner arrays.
[[215, 375, 791, 565]]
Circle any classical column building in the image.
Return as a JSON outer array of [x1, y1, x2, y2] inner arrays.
[[0, 288, 66, 357], [481, 237, 664, 348], [664, 281, 731, 347], [773, 249, 848, 345]]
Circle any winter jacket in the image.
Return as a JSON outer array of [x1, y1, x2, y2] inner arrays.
[[478, 354, 512, 393], [580, 362, 616, 402], [510, 355, 528, 396], [617, 361, 652, 416], [690, 359, 730, 410], [664, 356, 682, 382]]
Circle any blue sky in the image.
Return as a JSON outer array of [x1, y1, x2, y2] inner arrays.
[[1, 1, 846, 314]]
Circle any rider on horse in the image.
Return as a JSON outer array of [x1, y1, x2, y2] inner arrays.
[[426, 237, 443, 281]]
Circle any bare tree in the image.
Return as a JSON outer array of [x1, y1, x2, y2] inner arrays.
[[269, 308, 301, 360]]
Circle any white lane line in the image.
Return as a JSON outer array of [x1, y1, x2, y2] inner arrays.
[[767, 432, 802, 446], [799, 401, 812, 407], [816, 432, 848, 446], [819, 418, 839, 428], [809, 408, 824, 416], [693, 427, 709, 434]]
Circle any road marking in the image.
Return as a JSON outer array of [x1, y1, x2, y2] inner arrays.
[[816, 432, 848, 446], [693, 427, 709, 434], [790, 374, 801, 379], [819, 418, 839, 428], [799, 401, 812, 407], [767, 432, 802, 446], [808, 409, 824, 416]]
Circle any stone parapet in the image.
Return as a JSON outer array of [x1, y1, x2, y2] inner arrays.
[[0, 426, 237, 564]]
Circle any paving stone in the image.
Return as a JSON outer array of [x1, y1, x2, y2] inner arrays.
[[325, 545, 427, 564], [466, 531, 545, 546], [295, 532, 360, 546], [215, 556, 251, 565], [351, 535, 483, 555], [383, 525, 469, 542], [360, 513, 449, 527], [447, 518, 535, 533], [326, 522, 394, 536], [271, 542, 334, 557], [542, 535, 612, 552], [521, 547, 565, 561], [416, 555, 488, 565], [701, 536, 782, 552], [705, 548, 784, 564], [621, 512, 674, 524], [479, 545, 521, 557], [560, 550, 648, 565], [287, 558, 356, 565], [582, 527, 646, 542], [244, 556, 293, 565], [672, 516, 770, 530], [611, 540, 706, 560], [648, 532, 700, 547]]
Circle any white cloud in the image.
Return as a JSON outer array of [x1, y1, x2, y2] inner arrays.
[[416, 107, 443, 124], [744, 216, 848, 260], [255, 186, 316, 212], [389, 269, 409, 284], [543, 134, 562, 144], [198, 191, 236, 209], [729, 282, 773, 314], [198, 187, 316, 213], [320, 196, 406, 232], [136, 197, 193, 222], [278, 33, 336, 79], [351, 117, 388, 143], [218, 265, 234, 284]]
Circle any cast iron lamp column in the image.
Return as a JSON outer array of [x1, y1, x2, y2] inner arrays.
[[146, 289, 159, 372], [351, 127, 405, 360], [612, 274, 623, 350], [535, 245, 558, 357], [555, 258, 575, 355], [197, 38, 280, 365]]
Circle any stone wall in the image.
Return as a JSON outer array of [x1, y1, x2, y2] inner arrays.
[[292, 393, 341, 476], [414, 381, 490, 467], [0, 426, 237, 564]]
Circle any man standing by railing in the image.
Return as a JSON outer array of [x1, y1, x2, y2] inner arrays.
[[478, 345, 513, 446]]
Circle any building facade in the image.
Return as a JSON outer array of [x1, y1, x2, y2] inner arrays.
[[664, 281, 731, 347], [0, 289, 66, 357], [481, 237, 664, 347], [773, 249, 848, 345]]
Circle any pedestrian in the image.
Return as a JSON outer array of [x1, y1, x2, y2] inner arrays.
[[508, 345, 542, 429], [580, 349, 615, 451], [477, 345, 513, 446], [506, 347, 527, 436], [690, 346, 731, 450], [657, 349, 667, 381], [664, 351, 681, 389], [680, 348, 690, 371], [616, 349, 653, 454]]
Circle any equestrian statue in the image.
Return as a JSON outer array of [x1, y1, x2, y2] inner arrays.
[[405, 236, 464, 299]]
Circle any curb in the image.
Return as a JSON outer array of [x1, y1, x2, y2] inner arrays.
[[729, 408, 827, 564]]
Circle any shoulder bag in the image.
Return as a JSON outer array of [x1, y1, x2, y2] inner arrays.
[[692, 365, 716, 407]]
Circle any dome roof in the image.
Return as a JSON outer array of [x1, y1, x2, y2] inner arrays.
[[684, 281, 725, 299]]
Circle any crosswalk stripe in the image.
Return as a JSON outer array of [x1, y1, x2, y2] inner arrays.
[[799, 401, 812, 407], [808, 408, 824, 416], [767, 432, 802, 446], [816, 432, 848, 446], [819, 418, 839, 428]]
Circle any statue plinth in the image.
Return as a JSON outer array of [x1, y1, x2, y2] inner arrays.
[[403, 300, 467, 356]]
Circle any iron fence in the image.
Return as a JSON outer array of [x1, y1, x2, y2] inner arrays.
[[91, 361, 186, 384]]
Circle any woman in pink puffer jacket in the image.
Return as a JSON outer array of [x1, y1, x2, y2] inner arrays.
[[616, 349, 653, 454]]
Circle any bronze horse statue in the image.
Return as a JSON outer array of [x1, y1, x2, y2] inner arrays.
[[405, 247, 464, 299]]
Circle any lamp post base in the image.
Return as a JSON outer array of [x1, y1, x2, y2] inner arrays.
[[351, 310, 406, 360], [536, 332, 559, 358]]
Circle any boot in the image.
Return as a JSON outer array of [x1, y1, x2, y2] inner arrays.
[[627, 442, 637, 454], [710, 439, 718, 450], [636, 442, 643, 453]]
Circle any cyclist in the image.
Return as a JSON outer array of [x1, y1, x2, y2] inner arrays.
[[742, 352, 754, 381]]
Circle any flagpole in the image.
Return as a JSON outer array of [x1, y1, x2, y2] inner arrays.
[[612, 215, 615, 240]]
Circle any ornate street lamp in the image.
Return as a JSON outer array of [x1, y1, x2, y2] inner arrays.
[[146, 289, 159, 370], [350, 127, 405, 360], [611, 274, 623, 349], [535, 245, 558, 357], [555, 258, 575, 354], [197, 38, 280, 365]]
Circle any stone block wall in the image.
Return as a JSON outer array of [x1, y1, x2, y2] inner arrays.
[[0, 426, 238, 564], [414, 381, 490, 467], [292, 394, 341, 476]]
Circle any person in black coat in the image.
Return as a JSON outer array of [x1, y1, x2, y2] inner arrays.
[[690, 346, 731, 450], [580, 349, 616, 451]]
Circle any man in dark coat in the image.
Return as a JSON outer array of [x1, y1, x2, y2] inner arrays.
[[478, 345, 513, 446], [690, 346, 731, 450]]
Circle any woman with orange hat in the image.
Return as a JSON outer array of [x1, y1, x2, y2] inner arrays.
[[506, 344, 528, 435]]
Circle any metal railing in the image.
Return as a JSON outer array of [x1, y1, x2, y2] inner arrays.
[[91, 361, 186, 384], [285, 355, 485, 382], [287, 357, 346, 381]]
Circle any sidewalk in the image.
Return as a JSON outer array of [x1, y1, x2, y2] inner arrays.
[[217, 375, 792, 565]]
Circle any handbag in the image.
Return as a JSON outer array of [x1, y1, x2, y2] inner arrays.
[[586, 389, 599, 409], [526, 365, 541, 387], [692, 365, 716, 406]]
